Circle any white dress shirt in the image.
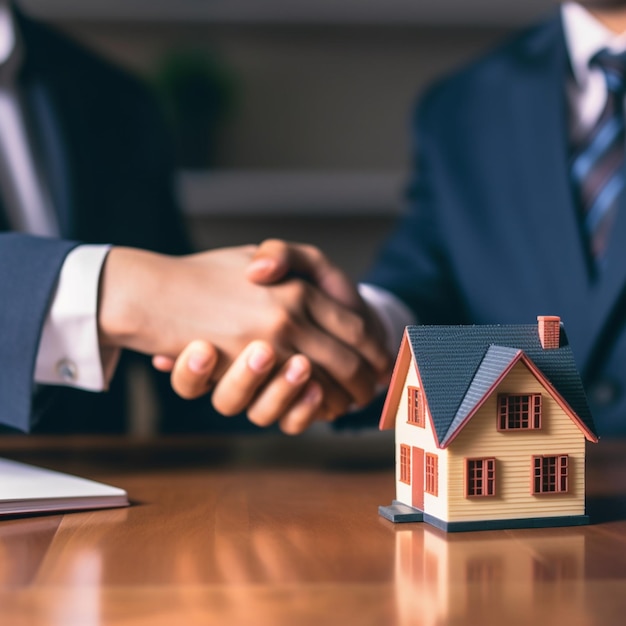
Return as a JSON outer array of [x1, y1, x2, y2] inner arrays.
[[0, 2, 115, 391], [562, 2, 626, 142]]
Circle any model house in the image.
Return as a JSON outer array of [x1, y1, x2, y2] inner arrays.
[[379, 316, 598, 532]]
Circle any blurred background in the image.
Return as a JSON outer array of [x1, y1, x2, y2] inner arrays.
[[21, 0, 554, 279]]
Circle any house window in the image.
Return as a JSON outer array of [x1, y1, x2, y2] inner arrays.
[[533, 455, 569, 494], [425, 453, 438, 496], [407, 387, 425, 427], [498, 394, 542, 430], [466, 458, 496, 497], [400, 444, 411, 484]]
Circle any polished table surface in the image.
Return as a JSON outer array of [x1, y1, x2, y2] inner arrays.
[[2, 433, 626, 626]]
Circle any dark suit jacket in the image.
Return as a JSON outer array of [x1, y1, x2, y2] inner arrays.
[[365, 12, 626, 436], [0, 11, 221, 434]]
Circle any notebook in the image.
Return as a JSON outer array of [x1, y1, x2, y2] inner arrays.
[[0, 457, 129, 516]]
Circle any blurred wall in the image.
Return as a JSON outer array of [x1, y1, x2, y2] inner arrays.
[[57, 21, 512, 170], [45, 19, 520, 276]]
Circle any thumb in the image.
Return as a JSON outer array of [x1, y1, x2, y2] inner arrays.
[[245, 239, 292, 284], [246, 239, 362, 310]]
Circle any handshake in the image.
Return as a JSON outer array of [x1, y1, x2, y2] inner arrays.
[[98, 239, 393, 435]]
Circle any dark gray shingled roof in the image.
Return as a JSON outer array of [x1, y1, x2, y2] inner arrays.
[[405, 324, 596, 446]]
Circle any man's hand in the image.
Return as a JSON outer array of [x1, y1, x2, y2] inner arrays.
[[246, 239, 391, 385], [150, 240, 393, 434], [98, 245, 390, 419], [153, 340, 324, 435]]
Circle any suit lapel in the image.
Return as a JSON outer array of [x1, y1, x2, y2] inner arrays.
[[508, 15, 594, 367], [15, 8, 76, 239]]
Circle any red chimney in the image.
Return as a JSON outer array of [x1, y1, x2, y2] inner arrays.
[[537, 316, 561, 349]]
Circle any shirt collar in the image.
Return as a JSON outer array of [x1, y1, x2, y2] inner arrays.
[[562, 2, 626, 88]]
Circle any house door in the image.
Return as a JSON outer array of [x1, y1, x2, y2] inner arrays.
[[412, 447, 424, 510]]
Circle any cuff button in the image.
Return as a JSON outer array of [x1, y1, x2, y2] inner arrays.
[[56, 359, 78, 383]]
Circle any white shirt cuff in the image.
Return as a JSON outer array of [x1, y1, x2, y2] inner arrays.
[[358, 283, 416, 354], [34, 244, 121, 391]]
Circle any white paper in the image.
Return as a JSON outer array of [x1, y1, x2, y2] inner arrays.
[[0, 457, 129, 515]]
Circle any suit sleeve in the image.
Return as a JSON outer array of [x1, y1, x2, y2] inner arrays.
[[362, 89, 467, 325], [0, 233, 78, 431]]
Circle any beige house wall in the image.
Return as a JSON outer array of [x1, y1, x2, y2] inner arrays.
[[446, 360, 586, 523]]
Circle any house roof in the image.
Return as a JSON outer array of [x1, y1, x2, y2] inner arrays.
[[380, 324, 598, 445]]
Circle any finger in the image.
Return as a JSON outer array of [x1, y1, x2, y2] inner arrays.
[[278, 380, 325, 435], [247, 241, 392, 379], [289, 319, 378, 408], [246, 354, 314, 428], [302, 283, 391, 377], [246, 239, 362, 310], [307, 364, 354, 420], [152, 355, 175, 372], [211, 341, 277, 416], [245, 239, 286, 283], [171, 340, 219, 400], [277, 280, 384, 405]]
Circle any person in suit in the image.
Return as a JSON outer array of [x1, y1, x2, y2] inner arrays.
[[200, 1, 626, 437], [361, 0, 626, 437], [0, 2, 390, 435]]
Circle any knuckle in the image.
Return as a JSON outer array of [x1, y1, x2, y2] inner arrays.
[[266, 308, 294, 340]]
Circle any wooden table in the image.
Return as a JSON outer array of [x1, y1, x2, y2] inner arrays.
[[1, 433, 626, 626]]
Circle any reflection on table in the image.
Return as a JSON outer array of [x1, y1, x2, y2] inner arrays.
[[0, 435, 625, 625]]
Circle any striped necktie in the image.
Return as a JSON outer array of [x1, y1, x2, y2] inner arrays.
[[571, 49, 626, 268]]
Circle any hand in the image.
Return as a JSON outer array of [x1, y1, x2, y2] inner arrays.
[[246, 239, 391, 385], [98, 245, 389, 417], [153, 339, 324, 434]]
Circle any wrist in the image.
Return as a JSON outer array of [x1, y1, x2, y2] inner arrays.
[[97, 247, 163, 352]]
